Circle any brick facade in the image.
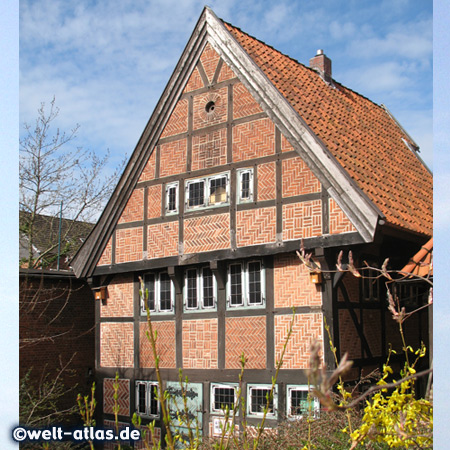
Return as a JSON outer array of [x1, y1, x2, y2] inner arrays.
[[257, 161, 276, 201], [160, 98, 188, 139], [192, 129, 227, 171], [147, 185, 162, 219], [100, 322, 134, 368], [116, 227, 143, 263], [225, 316, 266, 369], [282, 201, 322, 241], [103, 377, 130, 416], [282, 157, 321, 198], [329, 198, 356, 234], [182, 319, 218, 369], [118, 188, 144, 224], [236, 207, 276, 247], [101, 274, 134, 317], [159, 139, 187, 178], [233, 82, 263, 120], [140, 321, 176, 368], [147, 221, 179, 259]]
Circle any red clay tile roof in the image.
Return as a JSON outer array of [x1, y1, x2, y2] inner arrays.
[[400, 237, 433, 278], [225, 23, 433, 237]]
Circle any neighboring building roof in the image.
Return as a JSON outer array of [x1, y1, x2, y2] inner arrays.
[[400, 237, 433, 278], [71, 7, 432, 278], [224, 22, 432, 237], [20, 211, 94, 269]]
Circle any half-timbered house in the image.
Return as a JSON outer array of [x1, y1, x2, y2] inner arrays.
[[71, 7, 432, 445]]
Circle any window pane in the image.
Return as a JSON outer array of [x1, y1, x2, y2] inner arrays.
[[230, 264, 243, 306], [159, 273, 172, 311], [144, 274, 155, 311], [209, 176, 227, 204], [167, 186, 177, 212], [214, 386, 235, 411], [202, 267, 214, 308], [188, 181, 204, 207], [248, 261, 262, 304], [137, 383, 147, 414], [149, 384, 159, 416], [250, 388, 272, 414], [187, 269, 198, 309], [290, 389, 309, 416], [241, 172, 250, 199]]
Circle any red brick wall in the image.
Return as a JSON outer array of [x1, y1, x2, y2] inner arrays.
[[338, 309, 362, 359], [138, 150, 157, 182], [193, 88, 228, 130], [232, 118, 275, 162], [192, 129, 227, 171], [225, 316, 266, 369], [236, 207, 276, 248], [233, 82, 263, 120], [275, 313, 323, 369], [101, 274, 134, 318], [282, 157, 321, 197], [184, 213, 230, 254], [159, 139, 187, 178], [160, 98, 188, 138], [140, 321, 176, 368], [274, 253, 322, 308], [100, 322, 134, 368], [182, 319, 218, 369], [147, 222, 179, 258], [200, 43, 221, 84], [134, 426, 161, 449], [217, 61, 236, 83], [281, 134, 294, 152], [118, 188, 144, 224], [257, 161, 276, 201], [116, 227, 143, 263], [282, 201, 322, 241], [329, 198, 356, 234], [184, 66, 204, 93], [98, 237, 112, 266], [147, 185, 162, 219], [103, 377, 130, 415]]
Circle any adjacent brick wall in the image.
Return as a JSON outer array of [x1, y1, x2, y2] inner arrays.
[[233, 82, 263, 120], [329, 198, 356, 234], [363, 309, 382, 357], [192, 129, 227, 171], [118, 188, 144, 224], [184, 213, 231, 254], [182, 319, 218, 369], [159, 138, 187, 178], [200, 43, 221, 84], [147, 184, 162, 219], [115, 227, 143, 263], [184, 66, 205, 93], [138, 150, 157, 182], [193, 87, 228, 130], [134, 426, 161, 449], [103, 378, 130, 416], [257, 161, 276, 201], [147, 222, 179, 258], [274, 313, 323, 369], [232, 118, 275, 162], [281, 134, 294, 152], [160, 98, 189, 138], [225, 316, 266, 369], [338, 309, 362, 359], [217, 61, 236, 83], [282, 200, 322, 241], [236, 207, 276, 247], [100, 274, 134, 318], [282, 157, 321, 198], [140, 321, 176, 368], [100, 322, 134, 368], [98, 237, 112, 266], [274, 253, 322, 308]]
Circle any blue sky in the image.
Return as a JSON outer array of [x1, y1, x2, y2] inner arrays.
[[1, 0, 446, 447]]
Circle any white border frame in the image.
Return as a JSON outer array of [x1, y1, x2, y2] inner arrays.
[[247, 384, 277, 418], [286, 385, 320, 419], [136, 381, 160, 418], [210, 382, 238, 415]]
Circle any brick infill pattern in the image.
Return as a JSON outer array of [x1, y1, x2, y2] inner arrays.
[[100, 322, 134, 368], [103, 378, 130, 415], [182, 319, 218, 369]]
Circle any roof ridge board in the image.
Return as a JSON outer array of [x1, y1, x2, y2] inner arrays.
[[71, 9, 211, 278]]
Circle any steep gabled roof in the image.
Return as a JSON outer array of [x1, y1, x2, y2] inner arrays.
[[71, 7, 432, 278], [223, 22, 432, 237]]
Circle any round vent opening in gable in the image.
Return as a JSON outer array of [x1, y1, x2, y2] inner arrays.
[[205, 101, 216, 114]]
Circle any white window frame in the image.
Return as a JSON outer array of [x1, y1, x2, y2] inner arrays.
[[185, 172, 230, 210], [141, 272, 175, 314], [184, 266, 217, 311], [227, 260, 265, 308], [247, 384, 277, 418], [136, 381, 159, 418], [237, 168, 254, 203], [210, 383, 238, 415], [165, 182, 179, 214], [286, 385, 320, 419]]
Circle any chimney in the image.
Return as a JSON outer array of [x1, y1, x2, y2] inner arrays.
[[309, 49, 332, 82]]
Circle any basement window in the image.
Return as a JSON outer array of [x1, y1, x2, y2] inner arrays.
[[247, 384, 277, 418], [185, 266, 216, 311], [141, 272, 175, 314], [185, 172, 230, 210], [286, 385, 319, 419], [211, 383, 238, 414], [136, 381, 159, 418], [227, 260, 265, 308]]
